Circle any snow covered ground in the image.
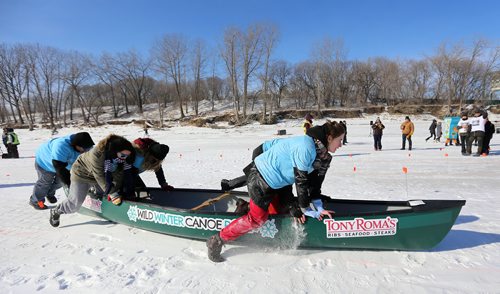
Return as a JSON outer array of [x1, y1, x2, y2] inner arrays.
[[1, 115, 499, 293]]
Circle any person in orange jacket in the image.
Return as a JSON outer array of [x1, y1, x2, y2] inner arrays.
[[400, 116, 415, 150]]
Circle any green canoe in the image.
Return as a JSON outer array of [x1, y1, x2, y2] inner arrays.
[[78, 188, 465, 250]]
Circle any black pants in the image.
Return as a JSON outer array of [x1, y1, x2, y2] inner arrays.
[[482, 135, 492, 155], [459, 133, 470, 154], [7, 144, 19, 158], [425, 131, 436, 141], [373, 134, 382, 150]]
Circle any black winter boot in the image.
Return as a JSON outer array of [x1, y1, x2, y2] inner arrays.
[[206, 234, 225, 262], [49, 208, 61, 227]]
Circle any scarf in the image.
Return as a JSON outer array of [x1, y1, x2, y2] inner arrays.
[[313, 139, 332, 176], [104, 156, 132, 195]]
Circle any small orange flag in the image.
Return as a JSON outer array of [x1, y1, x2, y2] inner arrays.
[[353, 166, 357, 172], [402, 167, 408, 174], [444, 153, 448, 157]]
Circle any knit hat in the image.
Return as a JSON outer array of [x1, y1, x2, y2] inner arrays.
[[405, 116, 410, 120], [304, 113, 313, 122], [71, 132, 95, 149], [150, 143, 169, 160]]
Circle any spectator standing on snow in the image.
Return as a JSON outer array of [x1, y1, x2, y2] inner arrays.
[[302, 113, 313, 134], [436, 122, 442, 142], [49, 134, 136, 227], [468, 109, 487, 156], [482, 118, 495, 155], [29, 132, 95, 210], [372, 117, 385, 151], [400, 116, 414, 150], [5, 128, 20, 158], [457, 114, 471, 156], [425, 119, 437, 142]]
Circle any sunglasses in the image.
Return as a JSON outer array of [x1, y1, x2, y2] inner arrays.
[[117, 152, 130, 159]]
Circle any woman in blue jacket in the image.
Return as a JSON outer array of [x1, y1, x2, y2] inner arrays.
[[207, 120, 345, 262]]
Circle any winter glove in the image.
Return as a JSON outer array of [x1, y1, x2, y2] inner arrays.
[[289, 203, 304, 218], [161, 183, 174, 191], [108, 192, 122, 206]]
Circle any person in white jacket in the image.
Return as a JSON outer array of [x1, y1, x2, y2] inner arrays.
[[467, 109, 487, 156], [457, 114, 471, 155]]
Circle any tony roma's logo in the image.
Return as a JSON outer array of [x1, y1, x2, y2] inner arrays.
[[324, 217, 398, 238]]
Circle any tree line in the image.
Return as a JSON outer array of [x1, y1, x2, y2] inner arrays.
[[1, 23, 499, 129]]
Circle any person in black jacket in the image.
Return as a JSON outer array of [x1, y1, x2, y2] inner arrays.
[[425, 119, 437, 142], [482, 118, 495, 155], [372, 117, 385, 150]]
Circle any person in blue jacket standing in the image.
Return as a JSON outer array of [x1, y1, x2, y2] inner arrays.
[[29, 132, 95, 210], [207, 120, 345, 262]]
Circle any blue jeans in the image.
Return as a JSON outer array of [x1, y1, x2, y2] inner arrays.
[[30, 162, 62, 204], [402, 134, 412, 150]]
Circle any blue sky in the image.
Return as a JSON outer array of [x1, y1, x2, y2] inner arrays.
[[0, 0, 498, 63]]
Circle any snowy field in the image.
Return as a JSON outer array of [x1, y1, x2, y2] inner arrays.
[[1, 115, 499, 293]]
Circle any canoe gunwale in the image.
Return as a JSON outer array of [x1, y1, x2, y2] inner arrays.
[[125, 187, 466, 218]]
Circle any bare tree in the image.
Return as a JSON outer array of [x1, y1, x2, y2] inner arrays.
[[240, 24, 265, 120], [190, 39, 207, 116], [402, 59, 431, 103], [290, 61, 317, 108], [109, 50, 151, 113], [152, 34, 188, 118], [259, 25, 279, 122], [220, 27, 241, 121], [351, 60, 377, 105], [0, 44, 29, 124], [94, 53, 121, 118], [26, 44, 66, 129], [270, 60, 291, 109], [61, 50, 93, 124]]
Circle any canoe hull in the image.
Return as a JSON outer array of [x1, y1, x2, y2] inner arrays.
[[79, 189, 465, 250]]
